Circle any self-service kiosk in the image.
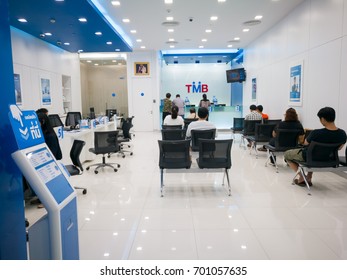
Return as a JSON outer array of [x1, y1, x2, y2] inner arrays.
[[9, 105, 79, 260]]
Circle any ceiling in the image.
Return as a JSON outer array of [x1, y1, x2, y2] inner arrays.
[[8, 0, 305, 64]]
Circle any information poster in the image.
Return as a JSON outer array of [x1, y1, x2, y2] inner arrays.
[[41, 78, 51, 106], [14, 73, 22, 105], [289, 61, 303, 106]]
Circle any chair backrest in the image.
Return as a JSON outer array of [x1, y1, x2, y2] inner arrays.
[[197, 139, 233, 169], [48, 114, 64, 128], [264, 119, 282, 126], [274, 129, 303, 150], [94, 130, 119, 154], [161, 129, 187, 140], [162, 124, 183, 130], [121, 118, 133, 139], [305, 141, 342, 167], [70, 140, 86, 171], [158, 139, 191, 169], [183, 118, 198, 129], [65, 112, 82, 129], [191, 129, 216, 151], [243, 120, 261, 136], [254, 123, 276, 142], [232, 117, 244, 131]]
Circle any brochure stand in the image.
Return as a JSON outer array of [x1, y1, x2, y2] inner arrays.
[[8, 105, 79, 260]]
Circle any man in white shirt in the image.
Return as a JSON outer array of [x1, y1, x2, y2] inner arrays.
[[186, 107, 216, 138], [172, 94, 185, 118]]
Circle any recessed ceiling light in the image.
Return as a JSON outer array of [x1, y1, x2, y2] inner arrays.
[[87, 60, 92, 63], [170, 45, 175, 48], [218, 0, 226, 2], [173, 56, 178, 58], [111, 1, 121, 5], [94, 63, 99, 66], [243, 28, 250, 32], [166, 16, 174, 21], [122, 18, 130, 23], [234, 37, 240, 40], [136, 39, 142, 42], [199, 45, 204, 48], [168, 29, 174, 32], [255, 15, 263, 20], [44, 32, 52, 36], [205, 29, 212, 33], [227, 44, 233, 47], [115, 49, 120, 51], [18, 18, 27, 23], [95, 32, 102, 36], [130, 30, 137, 33], [106, 41, 112, 45], [64, 42, 70, 45], [169, 38, 175, 41], [78, 50, 83, 53], [140, 46, 146, 49], [210, 16, 218, 21], [201, 39, 207, 42], [55, 0, 65, 2], [165, 0, 173, 4], [78, 18, 87, 22]]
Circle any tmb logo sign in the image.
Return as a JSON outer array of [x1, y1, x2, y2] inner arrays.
[[185, 81, 208, 93]]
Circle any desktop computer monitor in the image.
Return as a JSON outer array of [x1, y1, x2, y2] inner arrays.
[[106, 109, 117, 121], [48, 114, 64, 128], [65, 112, 82, 129]]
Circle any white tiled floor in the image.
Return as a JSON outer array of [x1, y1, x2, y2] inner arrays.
[[25, 131, 347, 260]]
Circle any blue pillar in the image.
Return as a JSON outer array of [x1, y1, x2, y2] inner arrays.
[[0, 0, 27, 259]]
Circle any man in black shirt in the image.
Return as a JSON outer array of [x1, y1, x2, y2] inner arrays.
[[284, 107, 346, 186]]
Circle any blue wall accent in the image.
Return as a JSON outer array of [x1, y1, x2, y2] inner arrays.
[[0, 0, 27, 260], [231, 82, 243, 107]]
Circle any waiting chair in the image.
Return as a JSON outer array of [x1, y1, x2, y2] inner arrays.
[[245, 123, 276, 158], [339, 145, 347, 166], [118, 117, 134, 157], [230, 117, 244, 139], [162, 124, 183, 130], [264, 119, 282, 126], [197, 139, 233, 196], [161, 129, 186, 140], [64, 140, 87, 194], [190, 129, 216, 151], [184, 118, 198, 129], [86, 131, 121, 174], [264, 129, 303, 172], [158, 139, 192, 197], [292, 141, 343, 194], [240, 119, 262, 148]]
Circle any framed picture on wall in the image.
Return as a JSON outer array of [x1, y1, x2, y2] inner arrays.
[[14, 73, 22, 106], [40, 77, 51, 106], [251, 77, 257, 102], [289, 60, 303, 106], [134, 62, 150, 76]]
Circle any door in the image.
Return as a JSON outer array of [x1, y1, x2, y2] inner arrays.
[[131, 78, 154, 131]]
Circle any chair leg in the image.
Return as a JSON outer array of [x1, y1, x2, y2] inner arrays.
[[225, 169, 231, 196], [74, 186, 87, 195], [160, 169, 164, 197], [299, 167, 312, 194]]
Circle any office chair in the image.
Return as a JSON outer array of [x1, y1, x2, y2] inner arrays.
[[86, 131, 121, 174], [108, 118, 134, 158], [162, 124, 183, 130], [48, 114, 64, 128], [158, 139, 192, 197], [64, 140, 87, 194], [240, 119, 262, 148], [190, 129, 216, 151], [197, 139, 233, 196], [161, 128, 187, 140], [245, 123, 276, 158], [230, 117, 244, 139], [183, 118, 198, 129]]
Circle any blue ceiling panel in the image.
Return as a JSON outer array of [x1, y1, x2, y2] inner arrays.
[[8, 0, 132, 53]]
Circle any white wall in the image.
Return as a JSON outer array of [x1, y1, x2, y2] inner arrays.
[[244, 0, 347, 132], [161, 63, 231, 106], [11, 27, 82, 115]]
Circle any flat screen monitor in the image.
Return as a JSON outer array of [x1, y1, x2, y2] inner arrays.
[[48, 114, 64, 128], [65, 112, 82, 129], [89, 107, 95, 119], [226, 68, 246, 83], [106, 109, 117, 120]]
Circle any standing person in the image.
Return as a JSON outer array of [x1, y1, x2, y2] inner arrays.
[[256, 105, 269, 120], [163, 106, 184, 127], [284, 107, 346, 186], [162, 93, 172, 122], [199, 94, 211, 110], [186, 107, 216, 138], [172, 94, 185, 118]]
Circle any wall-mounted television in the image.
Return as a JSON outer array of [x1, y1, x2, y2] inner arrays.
[[226, 68, 246, 83]]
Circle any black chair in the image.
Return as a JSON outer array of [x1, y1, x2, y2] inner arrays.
[[264, 119, 282, 126], [162, 124, 183, 130], [292, 141, 343, 193], [64, 140, 87, 194], [161, 129, 186, 140], [118, 117, 134, 157], [339, 145, 347, 166], [245, 123, 276, 158], [183, 118, 198, 129], [158, 139, 191, 197], [264, 129, 304, 172], [190, 129, 216, 151], [240, 119, 262, 148], [48, 114, 64, 128], [86, 131, 121, 174], [230, 117, 244, 139], [197, 139, 233, 196], [65, 112, 82, 130]]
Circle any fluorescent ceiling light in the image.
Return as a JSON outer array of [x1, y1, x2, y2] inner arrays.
[[166, 16, 174, 21], [210, 16, 218, 21], [169, 38, 175, 41], [136, 39, 142, 42], [205, 29, 212, 33], [218, 0, 226, 2], [130, 30, 137, 33], [78, 18, 87, 22], [106, 41, 112, 45], [165, 0, 173, 4], [234, 37, 240, 40], [168, 29, 174, 32], [44, 33, 52, 36], [255, 15, 263, 20], [201, 39, 207, 42], [122, 18, 130, 23], [18, 18, 27, 23], [64, 42, 70, 45], [111, 1, 120, 5], [243, 29, 250, 32], [95, 31, 102, 35], [140, 46, 146, 49]]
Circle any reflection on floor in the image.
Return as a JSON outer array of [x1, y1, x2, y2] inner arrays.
[[25, 131, 347, 260]]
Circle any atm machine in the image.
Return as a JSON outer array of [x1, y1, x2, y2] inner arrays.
[[9, 105, 79, 260]]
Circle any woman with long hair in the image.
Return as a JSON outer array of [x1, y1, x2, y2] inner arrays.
[[163, 105, 184, 127]]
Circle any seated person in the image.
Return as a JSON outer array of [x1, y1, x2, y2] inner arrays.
[[256, 105, 268, 120], [284, 107, 346, 186], [186, 107, 216, 138], [258, 108, 304, 157], [186, 107, 197, 119], [163, 105, 184, 128]]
